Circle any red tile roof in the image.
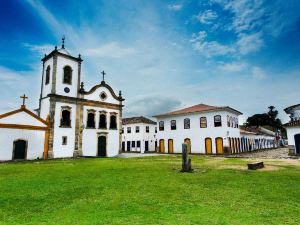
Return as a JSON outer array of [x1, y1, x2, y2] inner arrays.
[[122, 116, 156, 125], [284, 119, 300, 127], [154, 103, 242, 117]]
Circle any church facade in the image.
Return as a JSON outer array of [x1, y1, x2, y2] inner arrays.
[[39, 40, 124, 158], [0, 39, 124, 161]]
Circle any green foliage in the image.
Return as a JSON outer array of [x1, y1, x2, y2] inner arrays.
[[0, 157, 299, 225]]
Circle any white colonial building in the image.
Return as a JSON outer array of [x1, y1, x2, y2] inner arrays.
[[0, 38, 124, 161], [122, 117, 157, 153], [154, 104, 242, 154], [284, 104, 300, 154]]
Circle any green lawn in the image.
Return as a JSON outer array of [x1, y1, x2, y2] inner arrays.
[[0, 156, 299, 225]]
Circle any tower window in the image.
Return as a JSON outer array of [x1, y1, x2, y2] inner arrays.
[[87, 112, 95, 128], [214, 115, 222, 127], [110, 115, 117, 129], [45, 66, 50, 85], [62, 136, 67, 145], [60, 109, 71, 127], [63, 66, 72, 84], [99, 113, 107, 129]]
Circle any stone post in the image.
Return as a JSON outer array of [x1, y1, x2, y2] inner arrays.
[[181, 143, 193, 172]]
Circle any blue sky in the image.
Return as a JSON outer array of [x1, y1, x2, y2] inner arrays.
[[0, 0, 300, 122]]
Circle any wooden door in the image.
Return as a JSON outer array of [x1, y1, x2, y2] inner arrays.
[[159, 139, 165, 153], [168, 139, 174, 154], [215, 137, 224, 154], [184, 138, 191, 154], [13, 140, 27, 160], [205, 138, 212, 154], [98, 136, 107, 157]]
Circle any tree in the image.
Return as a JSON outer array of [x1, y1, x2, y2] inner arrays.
[[246, 106, 285, 136]]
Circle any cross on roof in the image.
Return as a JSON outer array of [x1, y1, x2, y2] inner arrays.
[[20, 94, 28, 106], [62, 35, 65, 49], [101, 70, 106, 82]]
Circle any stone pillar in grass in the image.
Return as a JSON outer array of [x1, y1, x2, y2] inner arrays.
[[181, 143, 193, 172]]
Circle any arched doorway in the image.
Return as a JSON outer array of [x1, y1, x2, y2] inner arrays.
[[215, 137, 224, 154], [205, 138, 212, 154], [159, 139, 165, 153], [295, 134, 300, 155], [97, 136, 107, 157], [184, 138, 191, 154], [168, 139, 174, 154], [13, 140, 27, 160]]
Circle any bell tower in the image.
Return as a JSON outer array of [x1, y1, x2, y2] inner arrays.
[[38, 37, 83, 119]]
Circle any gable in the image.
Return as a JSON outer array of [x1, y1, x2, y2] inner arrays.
[[83, 83, 122, 105], [0, 108, 48, 127]]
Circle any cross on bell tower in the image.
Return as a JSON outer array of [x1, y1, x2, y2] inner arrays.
[[62, 35, 65, 49], [20, 94, 28, 107], [101, 70, 106, 83]]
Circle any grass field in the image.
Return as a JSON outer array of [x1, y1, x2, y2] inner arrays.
[[0, 155, 299, 225]]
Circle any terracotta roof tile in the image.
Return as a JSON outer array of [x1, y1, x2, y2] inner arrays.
[[284, 119, 300, 127], [154, 104, 242, 117], [122, 116, 156, 125]]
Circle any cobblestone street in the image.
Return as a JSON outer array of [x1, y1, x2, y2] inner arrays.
[[228, 147, 298, 159]]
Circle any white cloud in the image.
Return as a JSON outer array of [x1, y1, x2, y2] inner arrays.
[[23, 43, 54, 55], [167, 4, 183, 11], [219, 62, 247, 72], [237, 32, 264, 54], [251, 66, 266, 80], [190, 31, 235, 57], [196, 10, 218, 24], [84, 42, 136, 58]]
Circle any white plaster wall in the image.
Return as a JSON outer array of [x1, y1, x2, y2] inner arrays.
[[156, 111, 241, 154], [0, 129, 45, 161], [40, 98, 50, 120], [81, 106, 120, 157], [83, 86, 120, 104], [52, 102, 77, 158], [286, 126, 300, 146], [55, 56, 79, 97], [0, 111, 46, 127], [42, 58, 53, 98], [122, 123, 157, 153]]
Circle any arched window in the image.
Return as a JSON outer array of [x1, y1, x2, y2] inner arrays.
[[200, 117, 207, 128], [214, 115, 222, 127], [87, 112, 95, 128], [63, 66, 72, 84], [230, 116, 233, 127], [184, 118, 190, 129], [45, 66, 50, 85], [227, 115, 230, 127], [110, 115, 117, 129], [61, 110, 71, 127], [235, 118, 239, 128], [99, 113, 107, 129]]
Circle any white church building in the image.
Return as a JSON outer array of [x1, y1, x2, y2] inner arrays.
[[154, 104, 242, 154], [0, 38, 124, 161]]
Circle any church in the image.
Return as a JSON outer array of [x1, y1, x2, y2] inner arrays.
[[0, 38, 124, 161]]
